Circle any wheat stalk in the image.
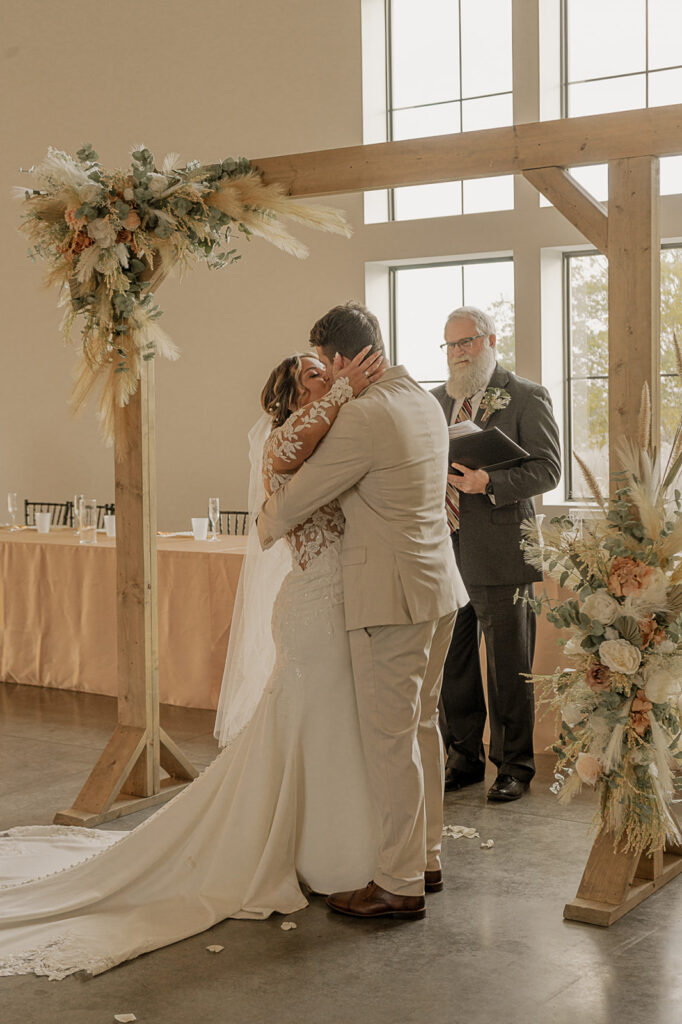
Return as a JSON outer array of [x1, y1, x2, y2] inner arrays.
[[574, 451, 607, 511]]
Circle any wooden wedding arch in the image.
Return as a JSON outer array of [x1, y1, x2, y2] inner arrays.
[[56, 101, 682, 925]]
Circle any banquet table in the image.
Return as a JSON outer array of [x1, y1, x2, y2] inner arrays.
[[0, 527, 247, 709]]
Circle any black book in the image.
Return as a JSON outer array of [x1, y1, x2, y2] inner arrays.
[[448, 423, 529, 472]]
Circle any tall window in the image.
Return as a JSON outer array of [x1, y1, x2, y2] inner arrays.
[[391, 258, 514, 385], [564, 244, 682, 500], [560, 0, 682, 198], [370, 0, 514, 222]]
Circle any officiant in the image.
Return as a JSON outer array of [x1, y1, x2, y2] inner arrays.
[[431, 307, 561, 802]]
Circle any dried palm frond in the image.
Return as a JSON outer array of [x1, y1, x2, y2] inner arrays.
[[574, 452, 607, 511], [615, 439, 665, 541]]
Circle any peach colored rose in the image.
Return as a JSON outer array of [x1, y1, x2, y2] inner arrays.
[[630, 689, 652, 737], [576, 753, 601, 786], [124, 210, 141, 231], [586, 660, 612, 692], [608, 557, 653, 597]]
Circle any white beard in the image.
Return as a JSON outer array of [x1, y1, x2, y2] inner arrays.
[[445, 343, 496, 400]]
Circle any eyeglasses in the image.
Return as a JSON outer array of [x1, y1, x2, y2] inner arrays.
[[440, 335, 486, 352]]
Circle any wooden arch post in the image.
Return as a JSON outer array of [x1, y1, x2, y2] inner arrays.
[[55, 361, 198, 827]]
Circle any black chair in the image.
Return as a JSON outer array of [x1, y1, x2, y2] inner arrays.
[[96, 503, 115, 529], [67, 502, 115, 528], [24, 500, 72, 526], [219, 510, 249, 535]]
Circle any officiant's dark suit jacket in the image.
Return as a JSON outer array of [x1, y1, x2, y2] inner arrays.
[[430, 364, 561, 588], [431, 363, 561, 782]]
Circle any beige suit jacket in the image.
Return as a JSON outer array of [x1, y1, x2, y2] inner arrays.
[[258, 365, 467, 630]]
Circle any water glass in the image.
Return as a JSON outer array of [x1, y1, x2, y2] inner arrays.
[[7, 492, 18, 530], [35, 512, 51, 534], [192, 517, 209, 541], [73, 493, 85, 535], [208, 497, 220, 541], [79, 498, 98, 545]]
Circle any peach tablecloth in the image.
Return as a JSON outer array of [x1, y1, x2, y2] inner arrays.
[[0, 528, 247, 709]]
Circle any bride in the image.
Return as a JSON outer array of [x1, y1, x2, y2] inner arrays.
[[0, 346, 386, 980]]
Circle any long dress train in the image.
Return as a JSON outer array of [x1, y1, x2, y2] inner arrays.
[[0, 537, 377, 979]]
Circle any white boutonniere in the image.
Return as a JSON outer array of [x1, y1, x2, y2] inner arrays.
[[479, 387, 511, 424]]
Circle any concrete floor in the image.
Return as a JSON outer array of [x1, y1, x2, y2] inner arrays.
[[1, 682, 681, 1024]]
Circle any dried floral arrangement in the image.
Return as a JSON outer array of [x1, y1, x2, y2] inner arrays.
[[519, 361, 682, 853], [16, 145, 351, 440]]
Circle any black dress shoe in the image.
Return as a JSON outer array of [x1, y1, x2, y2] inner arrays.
[[444, 765, 485, 792], [487, 774, 530, 802]]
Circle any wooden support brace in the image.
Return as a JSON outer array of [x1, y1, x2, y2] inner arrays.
[[564, 822, 682, 927], [523, 167, 608, 255]]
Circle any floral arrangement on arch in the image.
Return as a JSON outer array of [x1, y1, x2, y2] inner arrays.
[[519, 363, 682, 854], [16, 145, 351, 440]]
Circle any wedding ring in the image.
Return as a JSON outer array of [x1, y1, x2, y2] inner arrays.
[[364, 370, 371, 379]]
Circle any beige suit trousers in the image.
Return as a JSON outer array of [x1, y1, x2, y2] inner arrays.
[[348, 610, 456, 897]]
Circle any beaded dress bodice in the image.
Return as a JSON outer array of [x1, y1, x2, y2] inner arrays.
[[262, 378, 353, 571]]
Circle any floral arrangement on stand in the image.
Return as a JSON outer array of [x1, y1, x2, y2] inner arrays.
[[16, 145, 350, 440], [519, 370, 682, 854]]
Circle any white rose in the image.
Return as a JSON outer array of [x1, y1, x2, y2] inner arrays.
[[582, 590, 620, 625], [599, 638, 641, 675], [86, 217, 116, 247], [562, 701, 583, 727], [643, 660, 682, 704], [148, 173, 168, 194], [563, 634, 585, 659], [123, 187, 135, 201], [576, 753, 601, 786], [78, 182, 103, 204]]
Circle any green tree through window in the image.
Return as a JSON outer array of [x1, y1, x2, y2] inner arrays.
[[566, 245, 682, 500]]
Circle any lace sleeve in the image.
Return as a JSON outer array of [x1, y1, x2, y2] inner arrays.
[[263, 377, 354, 486]]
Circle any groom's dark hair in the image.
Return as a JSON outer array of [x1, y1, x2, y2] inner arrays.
[[309, 301, 386, 361]]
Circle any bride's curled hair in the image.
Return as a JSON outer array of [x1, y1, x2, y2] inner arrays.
[[261, 352, 316, 429]]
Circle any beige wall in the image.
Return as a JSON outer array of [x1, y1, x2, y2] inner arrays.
[[0, 0, 368, 525]]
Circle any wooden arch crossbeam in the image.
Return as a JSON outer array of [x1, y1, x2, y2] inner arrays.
[[57, 104, 682, 924]]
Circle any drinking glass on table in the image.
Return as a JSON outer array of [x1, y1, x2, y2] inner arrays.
[[208, 497, 220, 541], [79, 498, 97, 545], [73, 493, 85, 535], [7, 492, 18, 530]]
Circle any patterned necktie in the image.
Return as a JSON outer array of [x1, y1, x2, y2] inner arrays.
[[445, 397, 473, 533]]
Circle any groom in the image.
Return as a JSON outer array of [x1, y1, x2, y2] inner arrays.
[[258, 301, 467, 919]]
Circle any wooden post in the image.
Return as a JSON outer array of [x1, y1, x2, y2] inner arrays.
[[607, 156, 661, 482], [54, 361, 198, 827]]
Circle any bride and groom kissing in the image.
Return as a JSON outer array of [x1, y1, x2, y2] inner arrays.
[[0, 300, 467, 979]]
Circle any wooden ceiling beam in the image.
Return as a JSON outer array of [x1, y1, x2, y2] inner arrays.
[[523, 167, 609, 254], [252, 104, 682, 198]]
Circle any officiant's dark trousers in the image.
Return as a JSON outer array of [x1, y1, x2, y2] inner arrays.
[[440, 534, 536, 782]]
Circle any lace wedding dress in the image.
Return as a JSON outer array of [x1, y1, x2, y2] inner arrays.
[[0, 381, 378, 980]]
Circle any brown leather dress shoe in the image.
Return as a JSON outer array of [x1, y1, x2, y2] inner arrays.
[[326, 881, 426, 919], [424, 869, 443, 893]]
